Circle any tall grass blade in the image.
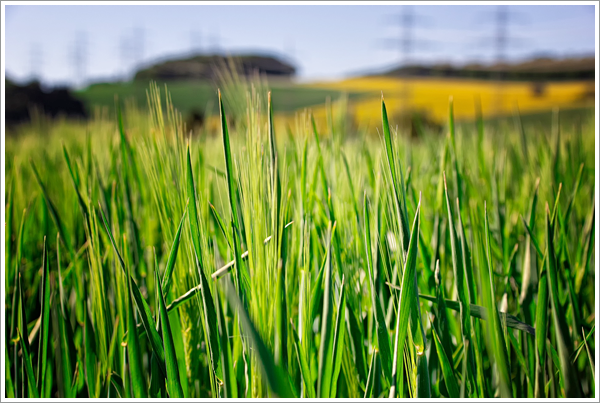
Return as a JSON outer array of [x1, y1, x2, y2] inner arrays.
[[36, 237, 50, 396], [154, 258, 184, 398], [317, 221, 335, 398], [98, 205, 166, 376], [389, 196, 421, 398], [329, 277, 347, 397], [381, 95, 409, 254], [125, 254, 148, 398], [30, 160, 74, 258], [216, 294, 238, 398], [161, 206, 187, 294], [431, 320, 460, 398], [291, 320, 315, 398], [545, 204, 583, 397], [222, 278, 295, 398], [218, 90, 246, 303], [482, 203, 512, 397], [185, 147, 221, 386], [363, 195, 392, 384]]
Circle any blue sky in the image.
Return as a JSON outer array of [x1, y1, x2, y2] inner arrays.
[[4, 4, 596, 86]]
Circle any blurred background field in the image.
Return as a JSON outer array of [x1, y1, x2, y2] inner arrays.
[[5, 4, 596, 135]]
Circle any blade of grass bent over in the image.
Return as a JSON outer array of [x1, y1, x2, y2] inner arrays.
[[415, 293, 535, 335]]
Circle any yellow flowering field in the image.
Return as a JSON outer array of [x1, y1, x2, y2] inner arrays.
[[303, 76, 594, 128]]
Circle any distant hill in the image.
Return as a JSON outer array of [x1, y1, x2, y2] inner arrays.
[[134, 53, 296, 81], [377, 56, 595, 81]]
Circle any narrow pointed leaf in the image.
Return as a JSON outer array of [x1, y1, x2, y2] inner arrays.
[[154, 264, 184, 398], [222, 278, 295, 398]]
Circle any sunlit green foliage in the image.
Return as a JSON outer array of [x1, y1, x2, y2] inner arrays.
[[4, 77, 595, 398]]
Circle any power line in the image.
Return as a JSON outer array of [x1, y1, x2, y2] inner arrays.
[[132, 26, 145, 69], [190, 29, 202, 55], [30, 42, 43, 82], [209, 30, 222, 55], [119, 32, 131, 81], [381, 6, 437, 111], [71, 31, 88, 87], [489, 6, 528, 114], [118, 27, 145, 81], [472, 6, 529, 68]]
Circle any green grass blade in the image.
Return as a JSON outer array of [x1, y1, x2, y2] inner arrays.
[[18, 327, 39, 398], [30, 160, 74, 258], [582, 328, 595, 382], [416, 293, 535, 335], [443, 173, 469, 314], [154, 259, 184, 398], [363, 195, 393, 384], [84, 302, 98, 398], [98, 204, 166, 376], [291, 320, 315, 398], [106, 316, 120, 376], [482, 204, 512, 397], [125, 257, 148, 398], [216, 294, 238, 398], [62, 144, 90, 227], [218, 90, 246, 302], [57, 301, 77, 398], [17, 273, 37, 398], [275, 255, 289, 368], [389, 196, 420, 398], [545, 204, 583, 397], [185, 146, 221, 384], [222, 278, 295, 398], [329, 277, 347, 397], [36, 237, 50, 396], [317, 221, 335, 398], [364, 350, 379, 398], [309, 222, 335, 330], [381, 95, 409, 254], [520, 215, 544, 260], [161, 206, 187, 294], [209, 202, 233, 249], [431, 320, 460, 398], [149, 353, 166, 398]]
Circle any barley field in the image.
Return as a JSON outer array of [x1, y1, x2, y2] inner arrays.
[[3, 78, 596, 398]]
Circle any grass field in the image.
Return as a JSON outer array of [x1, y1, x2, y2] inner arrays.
[[4, 76, 596, 398], [76, 79, 365, 117]]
